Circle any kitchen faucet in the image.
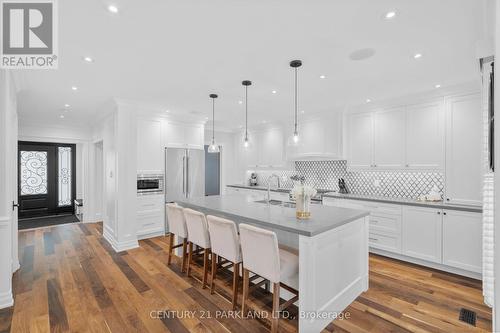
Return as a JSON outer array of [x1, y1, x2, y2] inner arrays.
[[267, 174, 280, 203]]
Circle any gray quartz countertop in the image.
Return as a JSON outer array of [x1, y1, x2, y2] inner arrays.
[[323, 192, 483, 213], [171, 195, 369, 237], [227, 184, 291, 193]]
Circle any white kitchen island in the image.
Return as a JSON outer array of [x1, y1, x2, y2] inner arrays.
[[172, 195, 370, 333]]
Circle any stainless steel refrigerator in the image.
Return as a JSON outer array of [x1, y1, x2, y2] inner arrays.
[[165, 148, 205, 202]]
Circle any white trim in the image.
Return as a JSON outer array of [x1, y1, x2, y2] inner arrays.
[[103, 227, 139, 252], [370, 248, 482, 280], [137, 229, 165, 240], [0, 290, 13, 309]]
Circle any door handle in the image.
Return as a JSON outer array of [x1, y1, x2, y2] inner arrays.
[[12, 201, 19, 211]]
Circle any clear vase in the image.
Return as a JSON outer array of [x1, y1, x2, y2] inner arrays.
[[295, 194, 311, 219]]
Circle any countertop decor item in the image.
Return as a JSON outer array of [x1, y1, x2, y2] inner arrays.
[[208, 94, 220, 153], [417, 185, 442, 202], [291, 184, 317, 219]]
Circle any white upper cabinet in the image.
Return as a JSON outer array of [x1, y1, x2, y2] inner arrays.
[[137, 118, 163, 172], [373, 107, 406, 169], [161, 121, 204, 150], [287, 112, 342, 160], [347, 112, 373, 169], [405, 101, 444, 169], [259, 127, 284, 167], [445, 93, 482, 205], [347, 99, 446, 171]]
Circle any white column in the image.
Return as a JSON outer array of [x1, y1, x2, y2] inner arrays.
[[0, 70, 14, 308]]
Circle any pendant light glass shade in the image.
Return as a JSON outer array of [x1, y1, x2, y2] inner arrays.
[[242, 80, 252, 148], [288, 60, 302, 146], [208, 94, 220, 153]]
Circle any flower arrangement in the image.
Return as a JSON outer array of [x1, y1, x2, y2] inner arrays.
[[290, 185, 317, 200], [291, 185, 317, 219]]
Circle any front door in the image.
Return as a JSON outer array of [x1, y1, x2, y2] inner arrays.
[[18, 142, 76, 218]]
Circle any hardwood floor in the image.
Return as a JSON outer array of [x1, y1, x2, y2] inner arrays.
[[2, 222, 492, 332]]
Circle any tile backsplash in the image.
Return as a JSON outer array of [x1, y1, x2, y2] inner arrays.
[[246, 160, 444, 199], [295, 160, 444, 199]]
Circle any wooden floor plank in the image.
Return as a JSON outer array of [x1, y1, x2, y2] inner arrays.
[[5, 222, 492, 333]]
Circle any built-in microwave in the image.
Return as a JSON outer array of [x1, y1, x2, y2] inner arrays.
[[137, 174, 164, 195]]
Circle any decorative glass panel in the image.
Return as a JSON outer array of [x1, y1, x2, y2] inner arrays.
[[58, 147, 72, 206], [20, 151, 48, 195]]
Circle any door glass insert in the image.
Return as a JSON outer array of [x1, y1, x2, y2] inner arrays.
[[58, 147, 72, 206], [20, 151, 48, 195]]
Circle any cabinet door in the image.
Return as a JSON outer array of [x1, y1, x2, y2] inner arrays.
[[402, 206, 442, 263], [442, 210, 482, 273], [373, 108, 406, 168], [297, 119, 325, 156], [162, 121, 185, 147], [445, 94, 482, 205], [185, 125, 204, 149], [348, 112, 373, 169], [137, 119, 162, 172], [260, 128, 284, 167], [406, 101, 444, 169]]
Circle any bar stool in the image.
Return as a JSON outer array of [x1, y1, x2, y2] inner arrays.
[[183, 208, 212, 288], [206, 215, 242, 310], [165, 203, 188, 272], [239, 224, 299, 333]]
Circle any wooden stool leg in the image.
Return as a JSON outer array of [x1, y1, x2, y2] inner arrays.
[[272, 283, 280, 333], [232, 263, 240, 310], [167, 233, 174, 265], [242, 268, 249, 317], [181, 238, 188, 273], [211, 254, 218, 294], [187, 242, 193, 277], [202, 249, 210, 288]]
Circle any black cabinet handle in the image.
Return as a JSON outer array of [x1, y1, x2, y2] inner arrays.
[[12, 201, 19, 211], [443, 212, 447, 215]]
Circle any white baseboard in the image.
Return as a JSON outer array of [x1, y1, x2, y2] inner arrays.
[[103, 227, 139, 253], [370, 248, 482, 280], [137, 228, 165, 240], [0, 290, 13, 309]]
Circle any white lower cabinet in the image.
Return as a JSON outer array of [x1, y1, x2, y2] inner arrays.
[[402, 206, 442, 263], [137, 195, 165, 239], [442, 210, 482, 273], [324, 197, 482, 277]]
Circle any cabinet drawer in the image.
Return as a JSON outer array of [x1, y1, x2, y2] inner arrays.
[[370, 213, 401, 234], [137, 197, 164, 212], [369, 231, 401, 253], [138, 211, 164, 230], [363, 202, 402, 215]]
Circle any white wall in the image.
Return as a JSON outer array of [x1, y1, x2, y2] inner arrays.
[[0, 70, 17, 308]]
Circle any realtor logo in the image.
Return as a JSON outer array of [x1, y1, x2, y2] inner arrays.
[[1, 0, 58, 69]]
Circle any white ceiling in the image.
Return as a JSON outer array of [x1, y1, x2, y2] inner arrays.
[[14, 0, 487, 131]]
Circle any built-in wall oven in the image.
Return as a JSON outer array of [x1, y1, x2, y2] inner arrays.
[[137, 174, 164, 195]]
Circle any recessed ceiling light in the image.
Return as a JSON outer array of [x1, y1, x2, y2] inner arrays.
[[83, 56, 94, 63], [319, 75, 326, 79], [59, 115, 65, 119], [165, 110, 170, 113], [71, 86, 78, 91], [238, 100, 243, 104], [107, 5, 118, 13], [435, 84, 441, 88], [366, 99, 371, 103], [414, 53, 422, 59], [272, 90, 277, 94], [301, 110, 305, 114], [64, 104, 70, 108], [384, 11, 396, 19]]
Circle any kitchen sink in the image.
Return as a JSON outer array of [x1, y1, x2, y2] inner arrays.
[[254, 199, 296, 208]]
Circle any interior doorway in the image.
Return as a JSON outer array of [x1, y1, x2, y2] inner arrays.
[[18, 141, 76, 220], [204, 145, 221, 196]]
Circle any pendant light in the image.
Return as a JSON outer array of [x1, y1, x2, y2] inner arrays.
[[290, 60, 302, 144], [208, 93, 220, 153], [242, 80, 252, 147]]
